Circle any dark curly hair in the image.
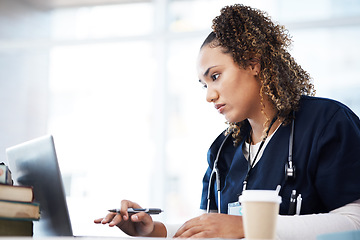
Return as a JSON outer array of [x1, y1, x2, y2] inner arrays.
[[201, 4, 316, 145]]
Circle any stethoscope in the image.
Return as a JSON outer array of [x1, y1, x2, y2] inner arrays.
[[206, 133, 231, 213], [206, 117, 296, 214]]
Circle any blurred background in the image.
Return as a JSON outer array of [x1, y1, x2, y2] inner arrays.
[[1, 0, 360, 236]]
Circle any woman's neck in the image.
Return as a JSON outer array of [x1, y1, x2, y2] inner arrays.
[[248, 107, 279, 144]]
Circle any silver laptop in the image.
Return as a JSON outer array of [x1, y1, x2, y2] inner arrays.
[[6, 135, 73, 236]]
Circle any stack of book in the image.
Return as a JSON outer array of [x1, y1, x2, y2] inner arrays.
[[0, 164, 40, 236]]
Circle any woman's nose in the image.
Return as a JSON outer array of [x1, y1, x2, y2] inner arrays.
[[206, 86, 218, 103]]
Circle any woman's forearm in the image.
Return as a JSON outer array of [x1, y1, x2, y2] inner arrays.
[[276, 199, 360, 240]]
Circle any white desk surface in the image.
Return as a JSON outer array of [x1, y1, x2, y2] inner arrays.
[[0, 238, 168, 240]]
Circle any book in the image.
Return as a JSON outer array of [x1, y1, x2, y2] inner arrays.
[[0, 200, 40, 220], [0, 183, 34, 202], [0, 218, 33, 236], [0, 163, 12, 185]]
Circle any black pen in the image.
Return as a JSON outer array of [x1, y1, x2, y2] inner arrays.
[[288, 190, 297, 215], [108, 208, 163, 215]]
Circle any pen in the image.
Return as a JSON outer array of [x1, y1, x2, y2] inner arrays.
[[275, 185, 281, 194], [296, 194, 302, 215], [288, 190, 297, 215], [108, 208, 163, 215]]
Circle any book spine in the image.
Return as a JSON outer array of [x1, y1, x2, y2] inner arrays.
[[0, 200, 40, 220], [0, 183, 35, 203], [0, 218, 33, 236], [0, 199, 40, 206], [0, 216, 38, 222]]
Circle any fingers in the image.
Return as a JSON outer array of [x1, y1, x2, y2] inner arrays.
[[94, 200, 146, 228], [96, 212, 117, 225], [94, 199, 157, 237], [174, 213, 244, 239], [175, 226, 204, 238], [174, 216, 201, 238], [93, 212, 121, 227], [120, 199, 142, 221], [94, 218, 103, 224], [130, 211, 152, 224], [93, 199, 139, 226], [129, 212, 155, 236], [118, 202, 130, 221], [109, 212, 125, 227]]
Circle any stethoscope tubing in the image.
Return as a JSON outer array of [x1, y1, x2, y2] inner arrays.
[[206, 117, 296, 213], [206, 133, 231, 213]]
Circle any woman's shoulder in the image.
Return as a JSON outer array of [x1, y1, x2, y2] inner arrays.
[[301, 95, 349, 108], [297, 95, 360, 129], [299, 95, 358, 117]]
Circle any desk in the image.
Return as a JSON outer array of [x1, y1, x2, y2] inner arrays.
[[0, 238, 166, 240]]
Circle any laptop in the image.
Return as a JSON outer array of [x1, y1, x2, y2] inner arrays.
[[6, 135, 73, 236]]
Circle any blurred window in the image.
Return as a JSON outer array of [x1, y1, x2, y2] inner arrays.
[[47, 0, 360, 236]]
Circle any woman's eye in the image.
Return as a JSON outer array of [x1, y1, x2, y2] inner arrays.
[[211, 73, 219, 81], [199, 80, 207, 89]]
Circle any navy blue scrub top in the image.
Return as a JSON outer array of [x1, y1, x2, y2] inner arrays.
[[200, 96, 360, 215]]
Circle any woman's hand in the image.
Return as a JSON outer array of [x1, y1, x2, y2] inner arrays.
[[94, 199, 165, 237], [174, 213, 244, 239]]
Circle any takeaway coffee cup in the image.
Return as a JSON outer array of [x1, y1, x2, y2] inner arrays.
[[239, 190, 282, 240]]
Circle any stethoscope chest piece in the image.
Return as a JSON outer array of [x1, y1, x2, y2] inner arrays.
[[285, 161, 296, 181], [285, 115, 296, 181]]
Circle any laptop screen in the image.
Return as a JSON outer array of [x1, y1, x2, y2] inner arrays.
[[6, 135, 73, 236]]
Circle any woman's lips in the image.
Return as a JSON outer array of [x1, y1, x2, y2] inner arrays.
[[215, 104, 225, 114]]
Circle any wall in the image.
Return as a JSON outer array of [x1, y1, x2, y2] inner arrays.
[[0, 0, 51, 161]]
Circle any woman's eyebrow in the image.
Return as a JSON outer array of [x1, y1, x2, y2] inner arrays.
[[203, 66, 217, 77]]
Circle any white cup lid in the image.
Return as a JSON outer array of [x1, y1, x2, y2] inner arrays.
[[239, 190, 282, 203]]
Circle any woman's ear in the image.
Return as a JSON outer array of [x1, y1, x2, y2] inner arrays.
[[250, 62, 261, 76], [248, 55, 261, 76]]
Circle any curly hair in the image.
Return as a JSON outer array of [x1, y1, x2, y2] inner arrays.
[[202, 4, 316, 145]]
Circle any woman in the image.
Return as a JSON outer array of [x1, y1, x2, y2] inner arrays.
[[95, 4, 360, 239]]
